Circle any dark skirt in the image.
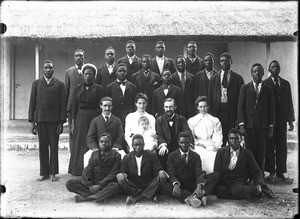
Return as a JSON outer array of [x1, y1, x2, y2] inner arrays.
[[68, 109, 99, 176]]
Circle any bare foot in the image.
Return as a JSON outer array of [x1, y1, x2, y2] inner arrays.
[[50, 175, 58, 182], [36, 176, 49, 182], [75, 195, 95, 203]]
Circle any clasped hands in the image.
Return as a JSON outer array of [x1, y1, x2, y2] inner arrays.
[[89, 184, 102, 194], [158, 143, 169, 156]]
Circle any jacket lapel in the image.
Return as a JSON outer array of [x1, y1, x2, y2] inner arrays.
[[136, 70, 143, 87], [227, 70, 234, 87]]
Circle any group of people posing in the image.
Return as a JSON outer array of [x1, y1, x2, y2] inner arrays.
[[28, 40, 295, 207]]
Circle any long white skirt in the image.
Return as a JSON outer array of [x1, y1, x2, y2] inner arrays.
[[194, 146, 217, 174]]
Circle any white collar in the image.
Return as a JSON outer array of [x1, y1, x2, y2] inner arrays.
[[179, 149, 189, 156], [252, 81, 262, 87], [44, 76, 53, 83]]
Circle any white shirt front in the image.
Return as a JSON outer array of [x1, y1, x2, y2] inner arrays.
[[205, 69, 215, 80], [44, 76, 53, 84], [135, 155, 143, 176], [177, 71, 186, 82], [117, 80, 126, 96], [220, 70, 231, 103], [252, 81, 262, 94], [106, 63, 115, 74], [75, 64, 82, 75], [156, 56, 165, 74], [127, 55, 135, 65]]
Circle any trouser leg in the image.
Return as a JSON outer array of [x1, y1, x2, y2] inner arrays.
[[161, 182, 192, 203], [157, 152, 167, 171], [265, 135, 276, 174], [47, 122, 59, 175], [230, 180, 257, 199], [215, 184, 232, 199], [275, 122, 287, 174], [203, 172, 220, 195], [123, 180, 143, 196], [66, 178, 91, 197], [37, 122, 50, 176], [94, 182, 122, 203]]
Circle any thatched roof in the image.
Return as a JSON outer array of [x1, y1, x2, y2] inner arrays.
[[1, 1, 298, 43]]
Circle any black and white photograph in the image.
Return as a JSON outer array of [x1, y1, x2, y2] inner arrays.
[[0, 0, 298, 218]]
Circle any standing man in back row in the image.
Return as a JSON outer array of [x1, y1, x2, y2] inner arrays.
[[117, 40, 142, 82], [185, 41, 204, 75], [65, 49, 85, 172], [208, 52, 244, 147]]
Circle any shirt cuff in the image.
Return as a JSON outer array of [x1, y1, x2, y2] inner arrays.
[[159, 170, 169, 178], [269, 125, 274, 127], [239, 123, 245, 126], [173, 181, 180, 187]]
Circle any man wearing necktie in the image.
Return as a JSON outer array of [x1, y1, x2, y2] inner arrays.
[[116, 134, 168, 205], [208, 52, 244, 147], [171, 55, 195, 119], [155, 98, 192, 170], [117, 40, 142, 82], [66, 133, 122, 203], [65, 49, 85, 163], [105, 63, 137, 129], [161, 132, 219, 207], [150, 41, 176, 75], [237, 63, 275, 176], [184, 41, 205, 75], [264, 60, 295, 184], [214, 128, 274, 199], [95, 47, 117, 90]]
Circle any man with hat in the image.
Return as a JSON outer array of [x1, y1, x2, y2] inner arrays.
[[150, 41, 176, 75], [208, 52, 244, 147], [194, 52, 217, 98], [185, 41, 205, 75], [117, 40, 142, 82]]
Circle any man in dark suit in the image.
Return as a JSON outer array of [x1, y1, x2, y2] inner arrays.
[[116, 134, 168, 204], [264, 60, 295, 183], [117, 40, 142, 81], [185, 41, 204, 75], [151, 69, 184, 117], [65, 49, 85, 163], [237, 63, 275, 176], [95, 47, 117, 90], [171, 55, 195, 119], [29, 60, 67, 182], [86, 97, 126, 162], [150, 41, 176, 75], [155, 98, 192, 170], [194, 52, 217, 98], [131, 54, 161, 113], [66, 133, 122, 203], [161, 132, 219, 207], [105, 63, 136, 128], [208, 52, 244, 146], [214, 128, 274, 199]]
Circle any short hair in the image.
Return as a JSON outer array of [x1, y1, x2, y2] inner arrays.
[[178, 131, 192, 141], [204, 52, 215, 61], [251, 63, 264, 73], [164, 98, 176, 106], [155, 41, 165, 47], [132, 134, 144, 145], [228, 128, 241, 138], [126, 40, 136, 46], [44, 60, 54, 65], [142, 54, 152, 60], [105, 47, 115, 54], [138, 116, 149, 125], [74, 49, 85, 56], [175, 55, 186, 64], [268, 60, 281, 69], [220, 52, 232, 60], [187, 41, 197, 46], [99, 133, 113, 143], [117, 63, 127, 69], [100, 96, 113, 105], [195, 96, 209, 108], [82, 63, 97, 76], [135, 93, 148, 103]]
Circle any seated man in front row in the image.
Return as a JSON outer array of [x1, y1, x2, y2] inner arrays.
[[117, 134, 168, 205], [66, 133, 121, 203], [161, 132, 219, 208], [214, 128, 274, 199]]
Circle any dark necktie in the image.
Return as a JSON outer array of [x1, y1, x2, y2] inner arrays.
[[254, 83, 259, 97], [118, 81, 126, 86], [180, 73, 185, 92], [222, 71, 228, 88], [273, 77, 280, 100], [181, 153, 187, 164], [105, 116, 109, 124]]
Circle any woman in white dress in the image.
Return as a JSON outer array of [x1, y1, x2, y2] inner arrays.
[[188, 96, 222, 173], [125, 93, 156, 151]]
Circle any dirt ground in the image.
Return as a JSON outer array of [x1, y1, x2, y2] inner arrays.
[[0, 144, 298, 218]]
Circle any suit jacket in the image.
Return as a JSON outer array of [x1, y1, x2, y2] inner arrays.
[[171, 71, 195, 118], [194, 69, 217, 98], [105, 80, 136, 116], [237, 82, 275, 129], [121, 150, 163, 184], [150, 56, 176, 75], [167, 149, 207, 185], [214, 145, 264, 185], [117, 55, 142, 81], [28, 77, 67, 123], [65, 65, 84, 112], [95, 64, 118, 90], [131, 69, 161, 112], [155, 113, 193, 150], [151, 84, 184, 117], [86, 114, 124, 150], [185, 56, 204, 75], [263, 76, 295, 123], [208, 70, 244, 119], [82, 149, 121, 187]]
